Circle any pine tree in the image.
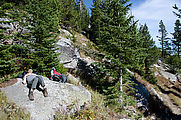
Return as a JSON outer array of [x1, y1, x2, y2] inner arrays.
[[0, 45, 13, 80], [157, 20, 170, 58], [138, 24, 159, 84], [0, 2, 30, 80], [90, 0, 102, 42], [79, 2, 90, 35], [173, 4, 181, 18], [90, 0, 141, 105], [25, 0, 60, 76], [139, 24, 159, 68], [59, 0, 81, 32], [172, 20, 181, 58]]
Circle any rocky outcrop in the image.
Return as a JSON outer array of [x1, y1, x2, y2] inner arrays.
[[56, 30, 80, 69], [154, 60, 180, 82], [56, 29, 97, 78], [134, 65, 181, 120], [0, 77, 91, 120], [0, 18, 29, 44]]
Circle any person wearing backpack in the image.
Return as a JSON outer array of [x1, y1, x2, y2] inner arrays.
[[22, 69, 48, 101], [50, 67, 67, 83]]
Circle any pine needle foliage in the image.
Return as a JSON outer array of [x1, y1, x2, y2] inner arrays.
[[90, 0, 139, 105], [25, 0, 61, 76], [138, 24, 159, 84], [157, 20, 171, 58], [0, 2, 31, 80], [172, 19, 181, 58], [90, 0, 160, 106]]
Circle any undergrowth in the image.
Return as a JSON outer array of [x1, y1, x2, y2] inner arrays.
[[54, 87, 144, 120], [169, 93, 181, 106], [55, 89, 120, 120]]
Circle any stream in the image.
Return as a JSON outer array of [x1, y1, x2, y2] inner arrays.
[[132, 77, 181, 120], [132, 78, 150, 116]]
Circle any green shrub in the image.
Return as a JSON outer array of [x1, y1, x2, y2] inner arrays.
[[144, 70, 157, 84], [0, 77, 9, 83], [55, 63, 67, 75], [1, 3, 14, 10], [165, 55, 181, 74]]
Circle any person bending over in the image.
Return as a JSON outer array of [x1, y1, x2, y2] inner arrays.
[[22, 69, 48, 101], [50, 67, 67, 83]]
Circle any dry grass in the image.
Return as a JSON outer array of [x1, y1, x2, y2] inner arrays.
[[156, 75, 169, 86], [54, 86, 145, 120], [0, 91, 30, 120], [55, 89, 121, 120], [169, 93, 181, 106]]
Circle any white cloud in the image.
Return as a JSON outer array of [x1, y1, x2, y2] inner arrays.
[[132, 0, 181, 47]]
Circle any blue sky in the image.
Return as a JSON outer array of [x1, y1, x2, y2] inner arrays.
[[84, 0, 181, 47], [131, 0, 181, 47]]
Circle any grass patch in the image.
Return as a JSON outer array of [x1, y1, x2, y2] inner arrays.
[[54, 89, 121, 120], [0, 91, 30, 120], [169, 93, 181, 106], [54, 87, 144, 120], [0, 76, 10, 83]]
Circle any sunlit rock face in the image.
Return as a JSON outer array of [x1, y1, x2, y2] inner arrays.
[[1, 77, 91, 120], [56, 30, 80, 69]]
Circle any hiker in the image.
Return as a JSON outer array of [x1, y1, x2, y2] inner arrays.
[[22, 69, 48, 101], [50, 67, 67, 83]]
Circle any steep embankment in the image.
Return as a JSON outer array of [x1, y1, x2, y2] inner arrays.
[[134, 61, 181, 120]]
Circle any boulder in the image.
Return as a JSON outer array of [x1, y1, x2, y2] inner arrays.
[[0, 77, 91, 120], [67, 73, 80, 85], [59, 28, 73, 37], [160, 71, 177, 82], [56, 37, 80, 69]]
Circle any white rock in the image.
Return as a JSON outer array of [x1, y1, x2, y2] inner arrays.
[[160, 71, 177, 82], [82, 43, 87, 46], [60, 29, 72, 37]]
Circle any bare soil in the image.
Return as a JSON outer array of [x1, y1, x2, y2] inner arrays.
[[0, 79, 18, 88]]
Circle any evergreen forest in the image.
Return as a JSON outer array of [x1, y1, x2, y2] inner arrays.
[[0, 0, 180, 119]]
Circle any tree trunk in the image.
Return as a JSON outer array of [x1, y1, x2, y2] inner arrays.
[[80, 0, 83, 13], [178, 45, 180, 58], [118, 10, 122, 102], [161, 30, 164, 58], [119, 67, 123, 102]]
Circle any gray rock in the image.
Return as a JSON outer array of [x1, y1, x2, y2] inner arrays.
[[160, 71, 177, 82], [59, 29, 72, 37], [82, 43, 87, 46], [154, 62, 178, 82], [80, 57, 95, 66], [0, 17, 30, 44], [67, 73, 80, 85], [1, 77, 91, 120], [81, 39, 88, 42], [56, 37, 80, 69], [56, 36, 72, 47]]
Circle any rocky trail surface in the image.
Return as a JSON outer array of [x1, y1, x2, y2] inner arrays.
[[0, 77, 91, 120]]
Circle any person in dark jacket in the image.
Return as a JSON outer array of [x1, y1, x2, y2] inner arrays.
[[22, 69, 48, 101]]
